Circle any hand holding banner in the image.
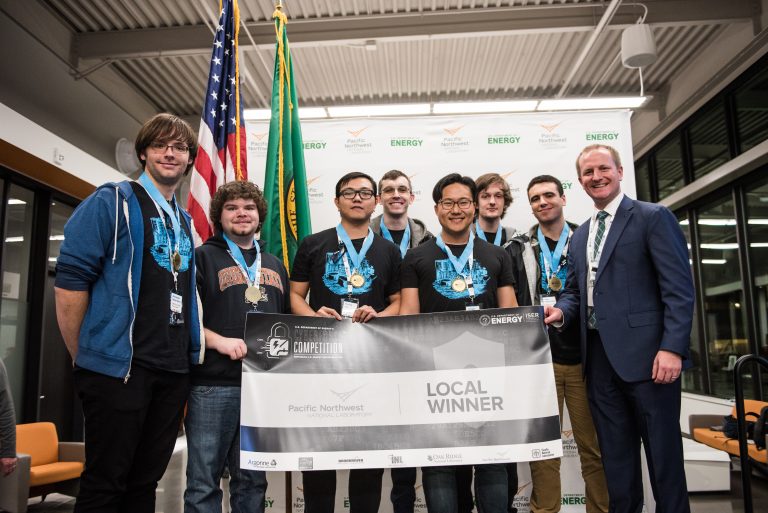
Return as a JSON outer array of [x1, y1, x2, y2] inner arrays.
[[240, 307, 562, 471]]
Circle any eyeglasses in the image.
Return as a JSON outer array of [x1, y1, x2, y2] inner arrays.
[[339, 189, 375, 200], [149, 141, 190, 154], [438, 198, 474, 210], [380, 186, 411, 196]]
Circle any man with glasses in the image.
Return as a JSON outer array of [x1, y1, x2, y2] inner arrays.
[[370, 169, 431, 513], [472, 173, 516, 246], [372, 169, 433, 258], [55, 113, 201, 513], [290, 171, 402, 513], [400, 173, 517, 513]]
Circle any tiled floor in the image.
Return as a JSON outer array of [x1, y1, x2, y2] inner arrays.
[[21, 437, 768, 513]]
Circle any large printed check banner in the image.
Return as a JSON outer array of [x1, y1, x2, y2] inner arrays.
[[240, 307, 562, 472]]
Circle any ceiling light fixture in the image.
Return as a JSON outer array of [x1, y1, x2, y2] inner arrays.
[[537, 96, 648, 111], [433, 101, 539, 114], [244, 96, 648, 121], [327, 103, 431, 117]]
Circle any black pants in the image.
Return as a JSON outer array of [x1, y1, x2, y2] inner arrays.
[[73, 365, 189, 513], [390, 467, 417, 513], [303, 468, 384, 513]]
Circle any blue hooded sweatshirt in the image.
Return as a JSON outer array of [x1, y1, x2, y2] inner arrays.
[[55, 181, 202, 380]]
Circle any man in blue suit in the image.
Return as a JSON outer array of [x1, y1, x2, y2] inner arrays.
[[544, 144, 694, 513]]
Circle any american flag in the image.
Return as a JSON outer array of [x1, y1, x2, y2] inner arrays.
[[188, 0, 247, 245]]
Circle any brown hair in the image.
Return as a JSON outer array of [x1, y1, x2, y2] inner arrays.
[[134, 113, 198, 174], [575, 144, 622, 176], [474, 173, 513, 218], [209, 181, 268, 234], [378, 169, 412, 192]]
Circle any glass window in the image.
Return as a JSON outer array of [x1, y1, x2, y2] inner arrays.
[[745, 176, 768, 399], [734, 64, 768, 154], [689, 103, 730, 179], [697, 196, 748, 399], [678, 212, 705, 394], [655, 135, 686, 200], [47, 201, 73, 271], [1, 184, 35, 417], [634, 158, 652, 202]]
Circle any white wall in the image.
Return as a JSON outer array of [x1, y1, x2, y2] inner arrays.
[[0, 102, 125, 187], [680, 392, 732, 436]]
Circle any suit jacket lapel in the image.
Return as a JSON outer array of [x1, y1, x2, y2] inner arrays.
[[595, 196, 634, 283]]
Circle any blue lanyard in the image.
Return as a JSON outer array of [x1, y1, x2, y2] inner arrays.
[[336, 224, 374, 270], [435, 232, 475, 276], [222, 233, 261, 285], [380, 221, 411, 258], [537, 224, 570, 283], [138, 173, 181, 252], [475, 220, 502, 246]]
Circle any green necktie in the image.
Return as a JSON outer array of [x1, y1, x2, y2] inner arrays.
[[592, 210, 609, 261]]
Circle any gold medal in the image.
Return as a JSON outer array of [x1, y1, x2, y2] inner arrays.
[[172, 251, 182, 272], [451, 276, 467, 292], [349, 272, 366, 288], [548, 275, 562, 292], [244, 286, 262, 304]]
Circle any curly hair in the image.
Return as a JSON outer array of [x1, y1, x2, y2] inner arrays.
[[209, 181, 268, 234], [475, 173, 513, 218]]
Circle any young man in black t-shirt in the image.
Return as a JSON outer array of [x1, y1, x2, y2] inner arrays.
[[290, 172, 402, 513], [505, 175, 608, 513], [55, 114, 201, 513], [400, 173, 517, 513], [184, 181, 290, 513], [370, 169, 431, 513]]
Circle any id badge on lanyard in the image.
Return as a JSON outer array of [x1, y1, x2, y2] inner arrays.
[[340, 297, 360, 318]]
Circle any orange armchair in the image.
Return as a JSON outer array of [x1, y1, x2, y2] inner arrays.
[[0, 422, 84, 513]]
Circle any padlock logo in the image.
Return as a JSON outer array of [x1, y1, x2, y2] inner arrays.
[[267, 322, 290, 358]]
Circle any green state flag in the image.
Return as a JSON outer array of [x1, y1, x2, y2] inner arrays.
[[262, 6, 312, 273]]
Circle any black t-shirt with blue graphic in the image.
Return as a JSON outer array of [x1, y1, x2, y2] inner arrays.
[[130, 182, 193, 373], [291, 227, 402, 312], [401, 237, 515, 313]]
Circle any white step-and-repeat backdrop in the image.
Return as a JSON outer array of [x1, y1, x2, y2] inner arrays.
[[250, 110, 636, 513], [247, 110, 635, 236]]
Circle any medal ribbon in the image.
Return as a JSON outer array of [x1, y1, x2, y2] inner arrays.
[[537, 225, 570, 293], [336, 224, 375, 295], [436, 233, 476, 298], [380, 221, 411, 258], [475, 220, 502, 246], [138, 173, 182, 255], [222, 233, 262, 288]]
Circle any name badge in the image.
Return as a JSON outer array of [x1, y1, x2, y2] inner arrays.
[[540, 295, 557, 308], [340, 297, 359, 318], [465, 300, 481, 311], [170, 292, 183, 313]]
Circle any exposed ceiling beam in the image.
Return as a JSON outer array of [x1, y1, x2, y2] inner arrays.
[[74, 0, 756, 61]]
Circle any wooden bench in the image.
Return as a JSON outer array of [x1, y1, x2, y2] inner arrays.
[[689, 399, 767, 465]]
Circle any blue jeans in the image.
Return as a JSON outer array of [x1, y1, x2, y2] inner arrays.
[[422, 465, 507, 513], [184, 385, 267, 513]]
